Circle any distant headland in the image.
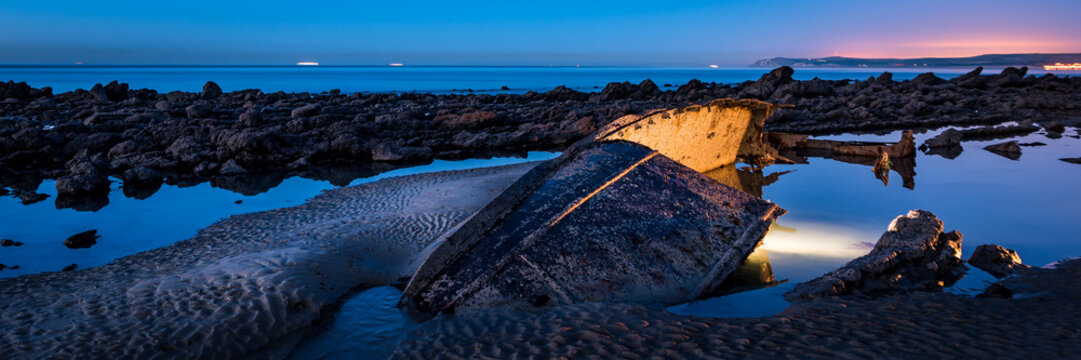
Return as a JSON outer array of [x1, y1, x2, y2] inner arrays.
[[752, 53, 1081, 69]]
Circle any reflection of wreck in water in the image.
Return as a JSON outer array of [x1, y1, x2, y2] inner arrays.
[[706, 247, 783, 297], [766, 131, 918, 189], [401, 99, 790, 314], [703, 165, 791, 198]]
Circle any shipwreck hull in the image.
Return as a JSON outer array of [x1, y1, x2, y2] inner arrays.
[[401, 99, 787, 314]]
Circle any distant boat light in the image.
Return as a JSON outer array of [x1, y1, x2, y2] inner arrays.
[[1044, 63, 1081, 70], [709, 64, 719, 68], [389, 63, 404, 67], [296, 62, 319, 66]]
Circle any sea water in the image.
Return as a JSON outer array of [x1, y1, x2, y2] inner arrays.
[[0, 65, 1065, 95]]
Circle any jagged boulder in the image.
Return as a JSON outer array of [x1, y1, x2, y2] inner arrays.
[[201, 81, 223, 99], [737, 66, 794, 99], [219, 159, 248, 175], [291, 103, 320, 118], [63, 230, 100, 249], [920, 128, 963, 149], [89, 84, 110, 103], [911, 72, 947, 87], [785, 210, 964, 301], [968, 244, 1031, 278], [104, 81, 129, 102], [984, 141, 1022, 160]]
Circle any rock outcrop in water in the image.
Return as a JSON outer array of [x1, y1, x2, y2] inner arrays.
[[968, 244, 1031, 278], [63, 230, 100, 249], [785, 210, 965, 301], [919, 128, 964, 159], [2, 66, 1080, 207], [984, 140, 1023, 160]]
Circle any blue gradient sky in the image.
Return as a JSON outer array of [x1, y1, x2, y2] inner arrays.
[[2, 0, 1079, 66]]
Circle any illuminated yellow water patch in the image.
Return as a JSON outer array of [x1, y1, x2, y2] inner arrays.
[[759, 220, 876, 259]]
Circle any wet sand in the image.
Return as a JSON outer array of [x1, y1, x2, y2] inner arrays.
[[392, 259, 1081, 359], [0, 162, 537, 359]]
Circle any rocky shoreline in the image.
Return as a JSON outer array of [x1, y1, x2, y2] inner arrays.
[[1, 66, 1079, 209]]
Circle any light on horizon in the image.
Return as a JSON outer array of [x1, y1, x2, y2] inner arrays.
[[709, 64, 719, 68], [1044, 63, 1081, 70], [296, 62, 319, 66], [389, 63, 404, 67]]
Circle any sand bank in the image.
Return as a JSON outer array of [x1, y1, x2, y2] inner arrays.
[[0, 162, 537, 359]]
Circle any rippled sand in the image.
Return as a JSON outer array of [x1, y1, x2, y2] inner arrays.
[[0, 162, 537, 359], [392, 259, 1081, 359]]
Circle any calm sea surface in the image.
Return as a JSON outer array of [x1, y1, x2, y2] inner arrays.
[[0, 65, 1069, 94]]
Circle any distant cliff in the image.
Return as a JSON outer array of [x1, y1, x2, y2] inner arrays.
[[751, 53, 1081, 68]]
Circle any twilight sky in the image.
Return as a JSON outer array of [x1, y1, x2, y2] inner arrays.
[[1, 0, 1079, 66]]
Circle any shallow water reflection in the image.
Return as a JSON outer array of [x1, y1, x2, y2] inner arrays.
[[289, 286, 420, 360], [671, 125, 1081, 318]]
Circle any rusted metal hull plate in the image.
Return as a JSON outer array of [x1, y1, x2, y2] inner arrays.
[[401, 141, 785, 313]]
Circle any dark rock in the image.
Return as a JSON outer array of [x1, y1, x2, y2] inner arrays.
[[291, 103, 320, 118], [62, 263, 78, 271], [924, 145, 963, 159], [785, 210, 964, 301], [0, 239, 14, 247], [185, 104, 209, 119], [63, 230, 99, 249], [441, 110, 498, 129], [1043, 121, 1065, 134], [167, 137, 207, 163], [103, 81, 129, 102], [89, 84, 110, 102], [201, 81, 223, 99], [123, 166, 162, 184], [55, 173, 110, 197], [977, 282, 1012, 298], [911, 72, 946, 87], [238, 108, 262, 127], [776, 78, 833, 98], [984, 141, 1022, 160], [738, 66, 794, 99], [219, 159, 247, 175], [1061, 157, 1081, 165], [968, 244, 1031, 278], [874, 72, 894, 84], [953, 67, 990, 88], [15, 190, 49, 205], [2, 81, 32, 100], [920, 128, 963, 149], [371, 143, 433, 162], [543, 86, 586, 102]]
